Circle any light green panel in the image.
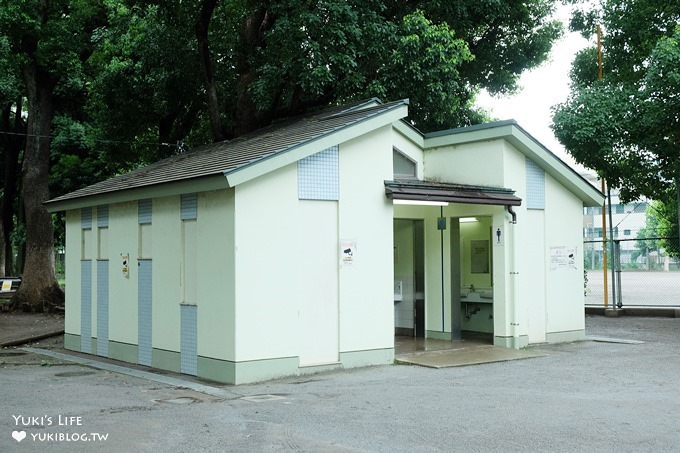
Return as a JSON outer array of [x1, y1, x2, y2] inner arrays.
[[108, 340, 138, 363], [64, 333, 79, 351], [494, 335, 529, 349], [545, 329, 586, 343], [233, 357, 300, 385], [339, 348, 394, 368], [152, 348, 181, 373], [196, 189, 235, 361], [151, 196, 182, 352], [108, 201, 139, 345], [197, 356, 235, 384]]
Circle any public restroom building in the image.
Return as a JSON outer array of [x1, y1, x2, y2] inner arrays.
[[45, 99, 604, 384]]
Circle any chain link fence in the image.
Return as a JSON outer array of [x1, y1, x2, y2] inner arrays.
[[584, 237, 680, 308]]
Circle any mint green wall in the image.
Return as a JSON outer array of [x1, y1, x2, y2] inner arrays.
[[196, 190, 235, 361], [108, 202, 139, 345], [151, 195, 182, 352], [337, 127, 395, 353]]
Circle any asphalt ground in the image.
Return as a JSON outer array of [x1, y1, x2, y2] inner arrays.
[[2, 315, 680, 452]]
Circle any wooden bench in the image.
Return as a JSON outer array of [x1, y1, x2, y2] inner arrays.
[[0, 277, 21, 299]]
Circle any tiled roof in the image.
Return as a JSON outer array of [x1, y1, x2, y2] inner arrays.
[[385, 179, 522, 206], [46, 99, 408, 207]]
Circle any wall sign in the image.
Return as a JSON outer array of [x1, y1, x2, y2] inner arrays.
[[121, 253, 130, 278], [340, 240, 357, 266], [550, 246, 577, 270], [494, 226, 504, 246]]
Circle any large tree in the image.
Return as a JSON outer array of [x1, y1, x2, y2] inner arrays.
[[90, 0, 561, 149], [1, 0, 564, 310], [552, 1, 680, 232], [0, 34, 24, 276], [0, 0, 105, 311]]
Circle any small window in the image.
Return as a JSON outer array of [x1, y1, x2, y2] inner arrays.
[[624, 229, 631, 236], [393, 149, 417, 179]]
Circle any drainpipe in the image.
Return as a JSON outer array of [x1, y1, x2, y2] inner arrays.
[[507, 206, 520, 348]]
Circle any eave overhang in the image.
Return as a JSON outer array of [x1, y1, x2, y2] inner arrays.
[[385, 179, 522, 206]]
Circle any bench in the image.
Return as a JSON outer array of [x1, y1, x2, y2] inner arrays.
[[0, 277, 21, 299]]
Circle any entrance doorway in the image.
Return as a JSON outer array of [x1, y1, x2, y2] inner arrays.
[[393, 219, 424, 337], [456, 216, 494, 342]]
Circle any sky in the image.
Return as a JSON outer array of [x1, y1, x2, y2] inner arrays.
[[475, 4, 594, 175]]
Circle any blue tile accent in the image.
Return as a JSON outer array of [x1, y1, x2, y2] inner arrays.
[[138, 199, 152, 225], [298, 145, 339, 200], [180, 194, 198, 220], [80, 261, 92, 353], [138, 259, 153, 366], [526, 158, 545, 210], [180, 304, 198, 375], [97, 205, 109, 228], [81, 208, 92, 229], [96, 260, 109, 357]]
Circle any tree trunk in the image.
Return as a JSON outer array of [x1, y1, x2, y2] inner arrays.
[[233, 5, 274, 137], [0, 99, 24, 276], [195, 0, 225, 142], [676, 176, 680, 242], [11, 48, 64, 312]]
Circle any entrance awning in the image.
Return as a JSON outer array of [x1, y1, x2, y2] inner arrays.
[[385, 180, 522, 206]]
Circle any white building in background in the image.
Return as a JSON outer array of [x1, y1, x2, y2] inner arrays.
[[581, 173, 649, 267]]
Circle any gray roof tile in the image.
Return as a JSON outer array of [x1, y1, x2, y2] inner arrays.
[[46, 99, 408, 207]]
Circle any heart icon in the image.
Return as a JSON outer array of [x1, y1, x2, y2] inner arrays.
[[12, 430, 26, 442]]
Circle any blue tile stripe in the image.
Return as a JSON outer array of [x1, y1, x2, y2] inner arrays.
[[298, 145, 339, 200], [180, 304, 198, 375], [526, 158, 545, 210], [180, 194, 198, 220], [81, 207, 92, 229], [96, 260, 109, 357], [138, 260, 153, 366], [138, 199, 152, 224], [97, 205, 109, 228]]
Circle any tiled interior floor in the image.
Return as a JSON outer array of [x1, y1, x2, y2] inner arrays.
[[394, 332, 492, 355]]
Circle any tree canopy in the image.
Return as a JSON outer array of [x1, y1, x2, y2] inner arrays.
[[0, 0, 563, 309], [552, 0, 680, 232]]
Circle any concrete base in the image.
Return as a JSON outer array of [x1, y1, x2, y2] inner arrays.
[[586, 307, 680, 318]]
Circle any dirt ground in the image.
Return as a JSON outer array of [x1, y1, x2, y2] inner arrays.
[[0, 312, 64, 347]]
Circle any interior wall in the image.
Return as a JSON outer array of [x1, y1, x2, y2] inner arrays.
[[393, 219, 415, 332], [460, 218, 493, 293]]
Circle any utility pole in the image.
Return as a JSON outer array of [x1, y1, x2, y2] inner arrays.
[[597, 24, 609, 308]]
